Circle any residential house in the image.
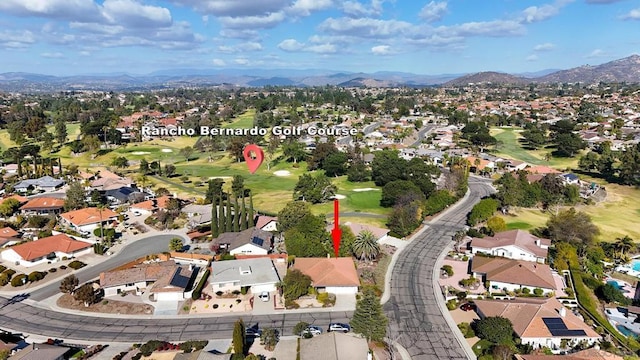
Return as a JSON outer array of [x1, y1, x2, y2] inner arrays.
[[59, 207, 119, 234], [90, 170, 133, 192], [0, 227, 20, 248], [100, 260, 199, 301], [471, 256, 556, 295], [19, 197, 65, 216], [292, 257, 360, 294], [182, 204, 213, 226], [1, 234, 93, 267], [254, 215, 278, 232], [474, 297, 600, 350], [470, 229, 550, 263], [104, 186, 144, 204], [560, 173, 580, 185], [130, 195, 174, 215], [209, 257, 281, 293], [212, 227, 273, 255], [8, 343, 68, 360], [13, 176, 64, 193], [273, 332, 369, 360]]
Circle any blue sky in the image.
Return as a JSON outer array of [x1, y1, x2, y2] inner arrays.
[[1, 0, 639, 76]]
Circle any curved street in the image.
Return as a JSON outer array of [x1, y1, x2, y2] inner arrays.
[[384, 177, 495, 360]]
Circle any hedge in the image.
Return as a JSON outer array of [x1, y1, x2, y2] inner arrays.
[[10, 274, 27, 287], [68, 261, 86, 270], [191, 269, 210, 300]]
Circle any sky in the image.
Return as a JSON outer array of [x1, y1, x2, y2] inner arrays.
[[1, 0, 639, 76]]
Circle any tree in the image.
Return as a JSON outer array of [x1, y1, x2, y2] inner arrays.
[[352, 230, 381, 261], [0, 198, 20, 217], [308, 143, 338, 170], [111, 156, 129, 169], [180, 146, 195, 162], [554, 133, 586, 157], [371, 150, 407, 186], [387, 200, 422, 238], [614, 235, 634, 257], [468, 198, 499, 226], [282, 269, 312, 301], [350, 287, 388, 342], [474, 316, 514, 344], [293, 173, 336, 204], [64, 181, 87, 211], [323, 152, 348, 177], [277, 201, 312, 232], [54, 118, 68, 144], [205, 178, 225, 204], [211, 196, 219, 237], [260, 328, 279, 351], [486, 216, 507, 234], [59, 274, 79, 294], [231, 175, 245, 197], [74, 283, 98, 307], [380, 180, 423, 207], [282, 141, 307, 163], [164, 164, 176, 177], [553, 242, 579, 271], [293, 321, 310, 336], [232, 319, 246, 358], [284, 214, 329, 257], [347, 158, 369, 182], [169, 237, 184, 252], [547, 208, 600, 251], [492, 344, 514, 360]]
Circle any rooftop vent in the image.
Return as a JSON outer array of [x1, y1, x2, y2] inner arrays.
[[239, 266, 251, 275]]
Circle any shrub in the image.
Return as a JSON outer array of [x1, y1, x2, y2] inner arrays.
[[285, 298, 300, 309], [0, 273, 9, 286], [102, 300, 109, 305], [68, 261, 86, 270], [215, 291, 223, 296], [232, 289, 241, 296], [59, 265, 67, 270], [446, 299, 458, 310], [213, 304, 219, 309], [27, 271, 45, 282], [457, 322, 475, 338], [191, 269, 210, 300], [522, 287, 531, 294], [0, 265, 6, 273], [240, 287, 247, 295], [316, 292, 336, 307], [11, 274, 27, 287], [49, 268, 57, 273], [533, 288, 544, 296], [461, 255, 469, 261], [441, 265, 454, 277], [2, 269, 16, 279]]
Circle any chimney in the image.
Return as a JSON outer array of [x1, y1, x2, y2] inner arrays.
[[559, 307, 566, 317], [189, 264, 194, 271], [535, 239, 541, 246]]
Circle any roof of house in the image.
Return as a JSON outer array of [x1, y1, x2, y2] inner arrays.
[[0, 195, 27, 204], [150, 265, 199, 293], [60, 207, 119, 226], [0, 227, 18, 239], [182, 204, 213, 224], [131, 200, 155, 211], [255, 215, 277, 229], [526, 165, 561, 174], [299, 332, 369, 360], [6, 234, 92, 261], [209, 258, 280, 286], [213, 227, 272, 252], [562, 173, 580, 181], [19, 197, 65, 211], [156, 195, 172, 209], [471, 256, 556, 290], [14, 176, 64, 189], [516, 349, 622, 360], [470, 229, 550, 258], [292, 257, 360, 287], [100, 261, 177, 288], [475, 298, 600, 340], [9, 343, 69, 360]]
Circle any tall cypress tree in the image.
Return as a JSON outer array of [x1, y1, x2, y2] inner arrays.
[[211, 195, 219, 237], [232, 319, 246, 357], [217, 194, 225, 234], [232, 196, 240, 232], [240, 194, 248, 230], [225, 196, 232, 232], [248, 191, 255, 228], [58, 157, 63, 176]]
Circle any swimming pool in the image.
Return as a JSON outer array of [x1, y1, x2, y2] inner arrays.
[[617, 324, 639, 338], [632, 259, 640, 272], [607, 280, 623, 290]]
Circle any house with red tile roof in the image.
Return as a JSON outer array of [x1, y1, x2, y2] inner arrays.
[[470, 229, 550, 263], [19, 197, 65, 216], [471, 255, 556, 295], [0, 227, 20, 248], [0, 234, 92, 267], [59, 207, 118, 234], [292, 257, 360, 294], [475, 297, 600, 351], [254, 215, 277, 231]]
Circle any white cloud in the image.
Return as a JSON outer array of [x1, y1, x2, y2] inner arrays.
[[234, 57, 250, 65], [586, 0, 625, 3], [533, 42, 555, 51], [621, 8, 640, 20], [219, 12, 286, 29], [288, 0, 333, 16], [0, 0, 103, 22], [447, 20, 525, 37], [306, 43, 337, 53], [587, 49, 605, 58], [79, 50, 91, 56], [202, 15, 209, 24], [278, 39, 305, 51], [371, 45, 392, 55], [521, 4, 561, 23], [318, 17, 413, 38], [41, 52, 65, 58], [219, 29, 260, 40], [169, 0, 290, 17], [526, 54, 539, 61], [212, 58, 226, 66], [218, 42, 263, 53], [341, 0, 385, 17], [419, 1, 447, 23], [101, 0, 172, 28], [0, 30, 36, 49]]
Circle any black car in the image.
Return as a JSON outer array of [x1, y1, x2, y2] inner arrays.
[[245, 327, 262, 338]]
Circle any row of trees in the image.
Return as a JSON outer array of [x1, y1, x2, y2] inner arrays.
[[209, 176, 255, 238], [493, 171, 581, 211], [578, 141, 640, 186], [520, 120, 587, 157]]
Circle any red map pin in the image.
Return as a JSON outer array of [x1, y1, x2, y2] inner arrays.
[[243, 144, 264, 174], [331, 198, 342, 257]]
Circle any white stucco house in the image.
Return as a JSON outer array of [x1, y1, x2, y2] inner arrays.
[[470, 229, 550, 264], [209, 257, 281, 293], [471, 256, 556, 295], [1, 234, 92, 267], [59, 207, 119, 234], [212, 227, 273, 256]]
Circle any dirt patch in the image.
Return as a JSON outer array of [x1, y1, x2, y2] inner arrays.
[[356, 245, 395, 289], [57, 294, 154, 315]]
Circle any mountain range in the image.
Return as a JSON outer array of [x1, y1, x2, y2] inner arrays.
[[1, 55, 639, 92]]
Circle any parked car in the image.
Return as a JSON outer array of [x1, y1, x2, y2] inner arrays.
[[133, 210, 142, 216], [258, 291, 270, 302], [327, 323, 350, 333], [302, 325, 323, 336], [245, 327, 262, 338], [460, 303, 476, 311]]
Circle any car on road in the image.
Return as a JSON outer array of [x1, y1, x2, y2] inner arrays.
[[302, 325, 322, 336], [257, 291, 269, 302], [245, 327, 262, 338], [460, 303, 476, 311], [327, 323, 350, 333]]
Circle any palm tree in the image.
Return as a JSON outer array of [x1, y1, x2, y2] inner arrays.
[[352, 230, 380, 261], [615, 235, 634, 258]]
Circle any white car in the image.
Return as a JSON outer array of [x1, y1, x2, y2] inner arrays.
[[303, 326, 322, 336], [258, 291, 270, 302]]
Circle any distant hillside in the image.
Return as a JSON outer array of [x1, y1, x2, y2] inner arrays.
[[338, 77, 399, 87], [538, 54, 640, 83], [444, 71, 530, 86]]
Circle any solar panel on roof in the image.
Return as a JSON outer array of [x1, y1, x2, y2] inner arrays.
[[252, 237, 264, 246], [542, 318, 587, 337]]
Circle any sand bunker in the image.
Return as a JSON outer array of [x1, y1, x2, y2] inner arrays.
[[131, 151, 150, 155], [333, 194, 346, 199], [274, 170, 291, 177], [161, 149, 173, 153], [353, 188, 379, 192], [209, 176, 233, 180]]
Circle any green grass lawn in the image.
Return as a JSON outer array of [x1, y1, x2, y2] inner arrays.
[[222, 109, 255, 129], [491, 128, 580, 170]]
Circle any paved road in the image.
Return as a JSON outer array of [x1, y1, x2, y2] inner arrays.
[[0, 296, 352, 342], [409, 124, 437, 147], [29, 234, 181, 301], [384, 177, 495, 360]]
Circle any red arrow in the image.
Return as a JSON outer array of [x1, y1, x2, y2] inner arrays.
[[331, 198, 341, 257]]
